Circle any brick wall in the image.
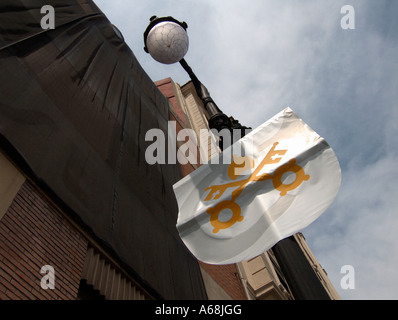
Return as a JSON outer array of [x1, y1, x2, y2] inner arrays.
[[0, 180, 88, 300], [156, 78, 187, 126], [199, 262, 246, 300]]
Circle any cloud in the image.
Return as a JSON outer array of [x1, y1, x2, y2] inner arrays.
[[305, 154, 398, 299]]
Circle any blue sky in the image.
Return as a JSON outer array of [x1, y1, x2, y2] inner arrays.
[[93, 0, 398, 299]]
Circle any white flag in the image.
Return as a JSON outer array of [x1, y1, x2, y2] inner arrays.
[[174, 108, 341, 265]]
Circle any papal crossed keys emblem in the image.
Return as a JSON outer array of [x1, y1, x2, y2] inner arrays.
[[203, 142, 310, 234]]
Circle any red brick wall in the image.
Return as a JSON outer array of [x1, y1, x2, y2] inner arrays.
[[0, 180, 88, 300], [155, 78, 187, 126], [199, 262, 246, 300]]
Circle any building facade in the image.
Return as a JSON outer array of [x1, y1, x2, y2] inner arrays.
[[156, 78, 341, 300], [0, 150, 152, 300]]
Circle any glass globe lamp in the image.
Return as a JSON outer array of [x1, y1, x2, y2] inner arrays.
[[143, 16, 189, 64]]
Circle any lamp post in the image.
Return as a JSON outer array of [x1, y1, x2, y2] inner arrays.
[[143, 15, 249, 150], [143, 16, 330, 300]]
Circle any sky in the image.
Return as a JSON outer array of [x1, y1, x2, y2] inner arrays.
[[93, 0, 398, 300]]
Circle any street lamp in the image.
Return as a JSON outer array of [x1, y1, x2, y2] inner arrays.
[[143, 16, 248, 138], [143, 16, 189, 65], [143, 16, 330, 300]]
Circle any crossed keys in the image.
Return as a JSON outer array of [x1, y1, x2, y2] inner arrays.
[[203, 142, 310, 234]]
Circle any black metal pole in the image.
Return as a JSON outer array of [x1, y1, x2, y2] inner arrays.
[[272, 236, 331, 300], [179, 59, 231, 132], [180, 59, 331, 300]]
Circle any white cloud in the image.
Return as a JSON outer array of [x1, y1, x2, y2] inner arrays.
[[305, 154, 398, 299]]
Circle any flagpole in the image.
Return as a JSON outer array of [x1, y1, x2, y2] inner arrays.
[[144, 16, 331, 300]]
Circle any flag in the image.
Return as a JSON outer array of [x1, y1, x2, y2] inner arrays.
[[174, 107, 341, 265]]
